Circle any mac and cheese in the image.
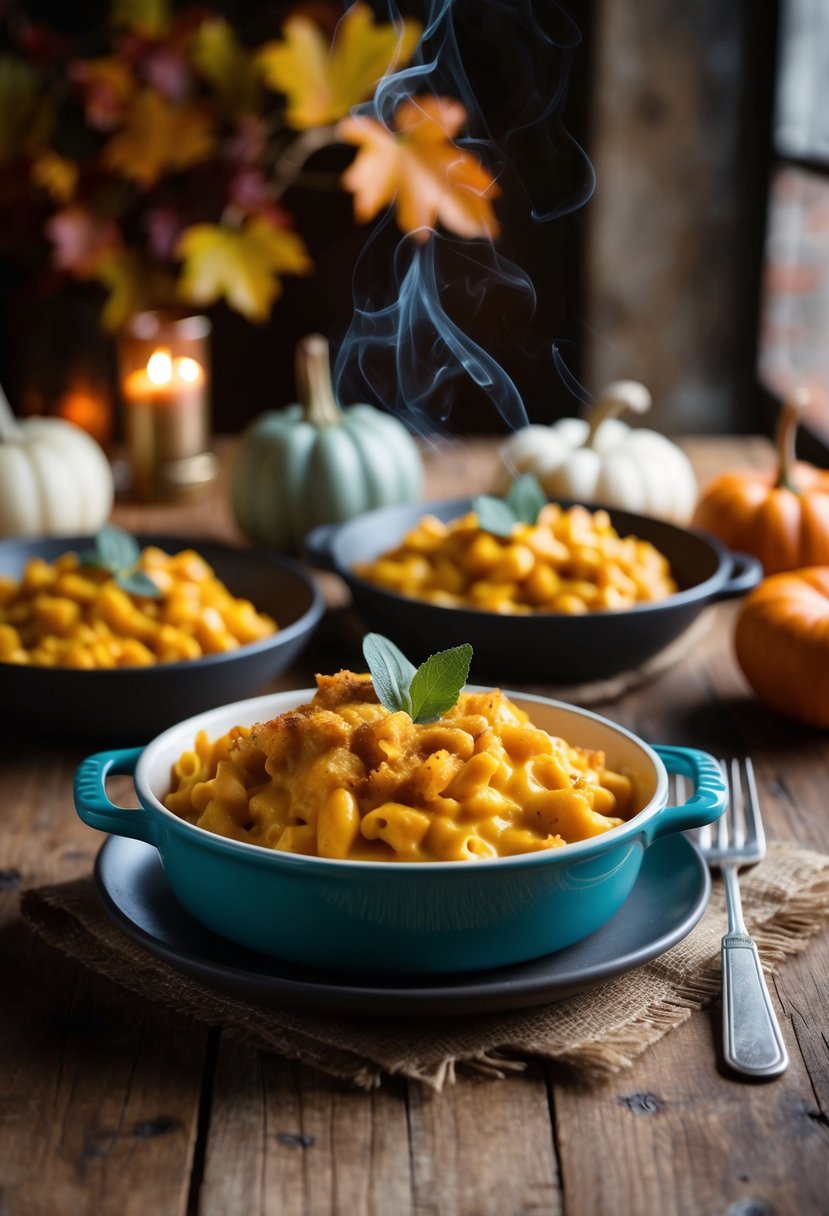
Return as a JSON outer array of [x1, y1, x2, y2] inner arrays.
[[354, 502, 677, 614], [0, 546, 276, 668], [165, 670, 642, 862]]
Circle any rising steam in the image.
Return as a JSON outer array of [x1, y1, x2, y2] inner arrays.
[[333, 0, 595, 431]]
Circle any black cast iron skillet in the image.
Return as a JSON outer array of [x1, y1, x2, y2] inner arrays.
[[0, 534, 324, 744], [305, 498, 761, 683]]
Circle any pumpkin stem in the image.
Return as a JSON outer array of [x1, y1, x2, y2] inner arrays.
[[585, 380, 651, 448], [0, 381, 22, 442], [774, 387, 809, 492], [296, 334, 342, 428]]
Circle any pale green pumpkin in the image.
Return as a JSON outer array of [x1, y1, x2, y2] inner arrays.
[[231, 334, 422, 551]]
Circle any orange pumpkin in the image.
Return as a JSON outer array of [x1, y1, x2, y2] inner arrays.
[[735, 567, 829, 728], [692, 389, 829, 574]]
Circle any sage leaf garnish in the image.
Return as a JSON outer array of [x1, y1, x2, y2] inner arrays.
[[363, 633, 473, 723], [408, 644, 473, 723], [79, 525, 162, 599], [473, 496, 517, 538], [96, 525, 140, 572], [472, 473, 548, 539], [362, 633, 416, 716], [117, 570, 163, 598]]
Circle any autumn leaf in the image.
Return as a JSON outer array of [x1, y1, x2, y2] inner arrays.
[[69, 57, 135, 131], [177, 219, 312, 322], [111, 0, 171, 38], [31, 151, 78, 203], [339, 95, 500, 242], [103, 89, 213, 187], [257, 2, 421, 129], [93, 248, 178, 331], [191, 17, 259, 118]]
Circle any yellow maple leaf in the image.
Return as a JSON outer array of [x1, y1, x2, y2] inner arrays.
[[177, 220, 312, 322], [190, 17, 259, 118], [339, 95, 500, 242], [257, 2, 421, 129], [103, 89, 214, 188], [93, 249, 178, 331]]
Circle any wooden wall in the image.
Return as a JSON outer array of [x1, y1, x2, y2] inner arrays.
[[583, 0, 777, 435]]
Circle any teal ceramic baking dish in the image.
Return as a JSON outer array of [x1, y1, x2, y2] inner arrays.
[[74, 689, 726, 975]]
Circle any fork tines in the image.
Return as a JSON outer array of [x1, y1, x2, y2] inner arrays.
[[696, 756, 765, 865]]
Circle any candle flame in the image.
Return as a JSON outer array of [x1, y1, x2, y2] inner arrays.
[[176, 356, 202, 384], [147, 349, 173, 386]]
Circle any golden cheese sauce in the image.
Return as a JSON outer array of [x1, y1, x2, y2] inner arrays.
[[165, 671, 642, 862]]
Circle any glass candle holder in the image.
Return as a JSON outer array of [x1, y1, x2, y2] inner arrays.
[[117, 311, 217, 500]]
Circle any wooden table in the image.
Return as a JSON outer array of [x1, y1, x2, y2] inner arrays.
[[1, 436, 827, 1216]]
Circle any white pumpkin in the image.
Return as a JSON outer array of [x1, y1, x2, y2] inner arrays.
[[0, 389, 114, 538], [497, 381, 698, 524]]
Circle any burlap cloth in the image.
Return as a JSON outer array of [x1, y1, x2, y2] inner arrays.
[[20, 841, 829, 1091]]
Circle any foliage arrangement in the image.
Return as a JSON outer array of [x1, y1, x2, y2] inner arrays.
[[0, 0, 500, 329]]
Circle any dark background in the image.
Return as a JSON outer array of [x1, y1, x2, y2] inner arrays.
[[0, 0, 596, 436], [0, 1, 799, 448]]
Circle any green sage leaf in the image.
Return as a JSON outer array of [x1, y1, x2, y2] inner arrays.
[[506, 473, 548, 525], [471, 494, 518, 538], [363, 633, 417, 716], [78, 549, 108, 570], [95, 525, 141, 573], [363, 633, 473, 723], [407, 644, 473, 723], [116, 570, 163, 599], [473, 473, 547, 537]]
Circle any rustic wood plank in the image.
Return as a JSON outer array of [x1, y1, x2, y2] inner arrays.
[[551, 1004, 829, 1216], [198, 1047, 413, 1216], [0, 740, 208, 1216], [406, 1062, 562, 1216]]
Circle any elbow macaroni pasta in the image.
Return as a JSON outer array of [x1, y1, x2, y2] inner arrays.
[[0, 546, 276, 669], [353, 502, 677, 614], [165, 671, 643, 862]]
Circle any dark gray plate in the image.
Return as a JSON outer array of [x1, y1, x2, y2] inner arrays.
[[93, 833, 710, 1017]]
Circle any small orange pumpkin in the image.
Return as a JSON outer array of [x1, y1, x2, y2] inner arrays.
[[692, 389, 829, 574], [735, 567, 829, 728]]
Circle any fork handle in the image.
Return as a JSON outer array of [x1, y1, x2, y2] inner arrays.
[[722, 933, 789, 1077]]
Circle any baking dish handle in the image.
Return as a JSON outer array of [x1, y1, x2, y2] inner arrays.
[[647, 745, 726, 843], [713, 551, 763, 601], [74, 748, 159, 845], [303, 523, 339, 572]]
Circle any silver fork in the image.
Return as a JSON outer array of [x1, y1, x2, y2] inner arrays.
[[679, 757, 789, 1078]]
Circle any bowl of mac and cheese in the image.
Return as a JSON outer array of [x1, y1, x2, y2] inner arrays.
[[0, 534, 323, 742], [74, 674, 726, 974], [305, 498, 762, 682]]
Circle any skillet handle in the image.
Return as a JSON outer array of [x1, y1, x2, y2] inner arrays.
[[74, 748, 159, 845], [647, 745, 726, 843], [713, 551, 763, 601], [303, 523, 339, 572]]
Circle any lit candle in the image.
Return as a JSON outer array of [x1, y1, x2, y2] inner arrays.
[[118, 313, 215, 499]]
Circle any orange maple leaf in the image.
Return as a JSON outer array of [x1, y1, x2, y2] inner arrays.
[[103, 89, 214, 188], [257, 2, 421, 129], [177, 219, 312, 322], [338, 96, 500, 242]]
